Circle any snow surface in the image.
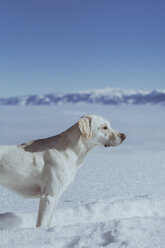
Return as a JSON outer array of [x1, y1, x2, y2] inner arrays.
[[0, 104, 165, 248]]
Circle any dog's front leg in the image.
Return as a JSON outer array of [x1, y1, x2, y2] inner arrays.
[[36, 194, 56, 227], [36, 150, 65, 227]]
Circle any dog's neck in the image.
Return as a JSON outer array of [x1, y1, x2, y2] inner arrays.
[[62, 124, 96, 165]]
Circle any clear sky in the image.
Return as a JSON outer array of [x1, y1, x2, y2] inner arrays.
[[1, 0, 165, 97]]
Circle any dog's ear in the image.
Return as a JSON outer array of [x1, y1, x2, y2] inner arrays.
[[78, 116, 92, 139]]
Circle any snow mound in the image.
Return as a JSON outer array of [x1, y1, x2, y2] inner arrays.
[[0, 195, 165, 248], [1, 195, 164, 230]]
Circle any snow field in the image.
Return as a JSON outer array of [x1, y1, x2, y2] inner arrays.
[[1, 195, 165, 229], [1, 196, 165, 247], [0, 104, 165, 247]]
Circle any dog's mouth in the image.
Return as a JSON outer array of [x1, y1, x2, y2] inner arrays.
[[104, 144, 110, 147]]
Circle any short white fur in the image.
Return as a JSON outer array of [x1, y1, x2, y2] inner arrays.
[[0, 115, 126, 227]]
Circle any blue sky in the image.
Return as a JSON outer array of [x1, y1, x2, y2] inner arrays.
[[1, 0, 165, 97]]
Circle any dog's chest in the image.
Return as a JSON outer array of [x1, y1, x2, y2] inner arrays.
[[64, 147, 87, 166]]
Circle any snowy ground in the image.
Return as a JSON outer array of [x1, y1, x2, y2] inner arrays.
[[0, 104, 165, 248]]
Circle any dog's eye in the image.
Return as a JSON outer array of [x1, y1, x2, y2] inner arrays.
[[102, 126, 108, 130]]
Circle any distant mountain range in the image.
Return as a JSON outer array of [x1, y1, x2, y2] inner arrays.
[[0, 88, 165, 105]]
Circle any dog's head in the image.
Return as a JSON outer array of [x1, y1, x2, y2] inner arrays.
[[78, 115, 126, 147]]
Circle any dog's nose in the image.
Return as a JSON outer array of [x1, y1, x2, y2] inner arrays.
[[120, 133, 126, 141]]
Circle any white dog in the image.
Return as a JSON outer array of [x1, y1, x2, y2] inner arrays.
[[0, 115, 126, 227]]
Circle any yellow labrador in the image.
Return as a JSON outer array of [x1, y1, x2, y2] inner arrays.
[[0, 115, 126, 227]]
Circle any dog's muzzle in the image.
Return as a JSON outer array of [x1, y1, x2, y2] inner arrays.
[[120, 133, 126, 141]]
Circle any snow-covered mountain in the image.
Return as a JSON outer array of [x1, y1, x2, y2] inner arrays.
[[0, 88, 165, 105]]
